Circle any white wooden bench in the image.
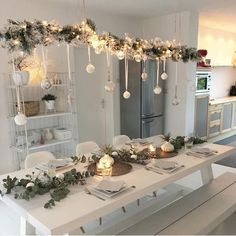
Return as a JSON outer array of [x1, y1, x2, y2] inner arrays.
[[119, 172, 236, 235]]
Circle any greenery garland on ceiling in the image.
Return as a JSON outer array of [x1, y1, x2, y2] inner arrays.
[[0, 19, 202, 62]]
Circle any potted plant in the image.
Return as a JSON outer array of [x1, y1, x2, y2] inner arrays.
[[9, 55, 32, 86], [42, 94, 57, 111]]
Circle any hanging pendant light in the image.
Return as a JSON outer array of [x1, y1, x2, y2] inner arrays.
[[104, 47, 115, 92], [40, 46, 52, 90], [123, 53, 131, 99], [141, 57, 148, 81], [86, 46, 95, 74], [161, 59, 168, 80], [154, 59, 162, 94], [172, 62, 180, 105]]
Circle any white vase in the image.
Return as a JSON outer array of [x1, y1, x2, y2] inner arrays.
[[44, 128, 53, 141], [12, 71, 29, 86], [44, 100, 55, 110]]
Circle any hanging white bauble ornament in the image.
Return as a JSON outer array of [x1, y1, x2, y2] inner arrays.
[[14, 112, 27, 126], [134, 54, 142, 62], [117, 51, 125, 60], [154, 85, 162, 94], [123, 90, 131, 99], [105, 80, 116, 92], [86, 63, 95, 74], [142, 54, 148, 61], [172, 97, 180, 106], [161, 72, 168, 80], [141, 72, 148, 81], [41, 78, 52, 90], [95, 47, 102, 54]]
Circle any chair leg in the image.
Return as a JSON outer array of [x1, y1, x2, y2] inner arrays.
[[137, 199, 140, 206], [99, 217, 102, 225], [122, 206, 126, 213], [80, 226, 85, 234]]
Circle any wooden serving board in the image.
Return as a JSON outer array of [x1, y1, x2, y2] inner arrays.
[[155, 148, 178, 158], [87, 161, 132, 176]]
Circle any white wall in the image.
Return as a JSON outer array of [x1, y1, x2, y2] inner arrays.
[[142, 11, 199, 136], [198, 24, 236, 99]]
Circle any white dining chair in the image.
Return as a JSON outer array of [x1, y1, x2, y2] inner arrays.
[[25, 151, 56, 169], [76, 141, 100, 156], [112, 135, 131, 146]]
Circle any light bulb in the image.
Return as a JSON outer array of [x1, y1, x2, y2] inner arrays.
[[123, 90, 131, 99], [14, 112, 27, 126], [172, 97, 180, 106], [95, 47, 102, 54], [141, 72, 148, 81], [154, 85, 162, 94], [161, 72, 168, 80], [41, 78, 52, 90], [105, 80, 116, 92], [86, 63, 95, 74], [117, 51, 125, 60], [134, 54, 142, 62]]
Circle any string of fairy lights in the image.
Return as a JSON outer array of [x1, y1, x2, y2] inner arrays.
[[0, 18, 202, 126]]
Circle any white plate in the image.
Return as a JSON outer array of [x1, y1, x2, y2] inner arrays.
[[96, 179, 125, 192]]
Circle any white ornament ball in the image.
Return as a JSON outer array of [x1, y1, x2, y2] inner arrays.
[[26, 182, 35, 188], [130, 154, 137, 160], [111, 151, 118, 157], [86, 63, 95, 74], [123, 90, 131, 99], [134, 54, 142, 62], [172, 97, 180, 106], [142, 54, 148, 61], [105, 80, 116, 92], [56, 173, 64, 179], [41, 78, 52, 90], [153, 85, 162, 94], [117, 51, 125, 60], [141, 72, 148, 81], [161, 72, 168, 80], [14, 112, 27, 126]]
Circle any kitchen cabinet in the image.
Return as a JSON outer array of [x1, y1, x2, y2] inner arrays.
[[222, 103, 233, 132], [194, 95, 209, 138], [232, 102, 236, 129]]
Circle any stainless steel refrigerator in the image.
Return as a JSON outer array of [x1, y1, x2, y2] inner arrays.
[[120, 60, 164, 139]]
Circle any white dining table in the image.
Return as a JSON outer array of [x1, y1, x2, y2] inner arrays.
[[0, 143, 235, 235]]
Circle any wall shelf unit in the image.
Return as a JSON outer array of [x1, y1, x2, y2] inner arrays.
[[5, 72, 78, 170]]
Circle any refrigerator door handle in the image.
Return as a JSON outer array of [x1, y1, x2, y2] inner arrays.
[[142, 113, 155, 118], [142, 119, 155, 124]]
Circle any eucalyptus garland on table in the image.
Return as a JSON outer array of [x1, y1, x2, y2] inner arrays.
[[0, 19, 202, 63], [164, 135, 206, 150], [0, 158, 95, 209]]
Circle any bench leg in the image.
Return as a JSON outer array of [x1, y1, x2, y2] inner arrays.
[[200, 165, 214, 185], [20, 217, 35, 236]]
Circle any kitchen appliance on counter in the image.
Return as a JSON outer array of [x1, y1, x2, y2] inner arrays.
[[196, 69, 212, 94], [229, 85, 236, 96], [120, 60, 164, 139]]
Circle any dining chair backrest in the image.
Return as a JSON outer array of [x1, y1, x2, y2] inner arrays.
[[76, 141, 100, 156], [25, 151, 56, 169], [112, 135, 131, 146]]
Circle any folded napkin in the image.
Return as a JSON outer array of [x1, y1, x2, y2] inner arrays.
[[187, 147, 216, 158], [96, 179, 125, 192], [146, 160, 181, 174], [47, 158, 72, 168]]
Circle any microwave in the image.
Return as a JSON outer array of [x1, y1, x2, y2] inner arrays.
[[196, 70, 211, 94]]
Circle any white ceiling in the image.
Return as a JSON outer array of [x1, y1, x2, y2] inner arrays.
[[50, 0, 236, 33]]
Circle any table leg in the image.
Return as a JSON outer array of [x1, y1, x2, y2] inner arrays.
[[20, 217, 35, 236], [200, 165, 214, 185]]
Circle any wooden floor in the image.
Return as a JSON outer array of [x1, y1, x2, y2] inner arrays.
[[0, 164, 236, 235]]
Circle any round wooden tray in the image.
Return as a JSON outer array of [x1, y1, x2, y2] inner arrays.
[[87, 161, 132, 176], [155, 148, 178, 158]]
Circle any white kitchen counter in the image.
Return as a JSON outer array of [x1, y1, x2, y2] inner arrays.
[[209, 96, 236, 105]]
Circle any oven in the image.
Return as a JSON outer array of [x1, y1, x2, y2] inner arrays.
[[196, 70, 211, 94]]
